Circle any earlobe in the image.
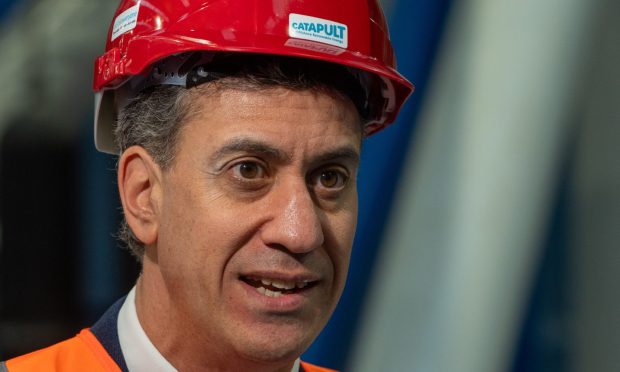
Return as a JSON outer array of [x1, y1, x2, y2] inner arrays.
[[117, 146, 162, 246]]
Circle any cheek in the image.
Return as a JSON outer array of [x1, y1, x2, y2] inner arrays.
[[156, 179, 216, 276], [337, 190, 358, 249], [157, 179, 256, 278], [156, 205, 199, 278], [326, 198, 358, 285]]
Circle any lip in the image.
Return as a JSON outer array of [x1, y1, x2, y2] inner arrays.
[[241, 270, 321, 284], [237, 271, 321, 313]]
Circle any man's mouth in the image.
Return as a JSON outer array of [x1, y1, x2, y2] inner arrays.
[[241, 276, 317, 298]]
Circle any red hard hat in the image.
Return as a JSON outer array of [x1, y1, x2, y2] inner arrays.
[[93, 0, 414, 154]]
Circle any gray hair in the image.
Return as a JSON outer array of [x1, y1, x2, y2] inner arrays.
[[115, 54, 365, 261]]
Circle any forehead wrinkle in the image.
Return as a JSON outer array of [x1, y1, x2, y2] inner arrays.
[[204, 87, 357, 120], [186, 87, 362, 143]]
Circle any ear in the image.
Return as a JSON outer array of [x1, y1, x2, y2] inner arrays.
[[117, 146, 163, 247]]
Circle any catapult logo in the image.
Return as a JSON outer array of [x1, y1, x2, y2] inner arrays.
[[289, 13, 348, 49], [111, 4, 140, 41]]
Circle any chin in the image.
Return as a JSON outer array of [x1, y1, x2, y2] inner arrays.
[[233, 324, 316, 364]]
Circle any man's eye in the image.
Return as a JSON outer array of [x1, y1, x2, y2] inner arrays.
[[232, 161, 266, 179], [314, 169, 348, 190]]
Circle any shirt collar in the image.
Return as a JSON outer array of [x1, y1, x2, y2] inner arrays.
[[118, 286, 177, 371]]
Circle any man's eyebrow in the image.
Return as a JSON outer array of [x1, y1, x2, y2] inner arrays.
[[209, 137, 360, 167], [311, 147, 360, 167], [210, 137, 290, 163]]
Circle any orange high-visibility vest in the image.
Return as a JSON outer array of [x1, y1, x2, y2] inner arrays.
[[300, 361, 338, 372], [4, 329, 120, 372], [3, 332, 336, 372], [3, 332, 335, 371]]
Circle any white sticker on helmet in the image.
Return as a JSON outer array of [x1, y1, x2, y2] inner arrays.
[[111, 4, 140, 41], [289, 14, 348, 49]]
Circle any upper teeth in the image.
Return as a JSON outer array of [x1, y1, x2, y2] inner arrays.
[[253, 277, 310, 292], [262, 279, 297, 290]]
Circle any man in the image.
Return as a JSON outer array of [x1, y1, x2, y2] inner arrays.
[[2, 0, 412, 371]]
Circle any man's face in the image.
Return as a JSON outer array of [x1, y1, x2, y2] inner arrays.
[[150, 87, 361, 365]]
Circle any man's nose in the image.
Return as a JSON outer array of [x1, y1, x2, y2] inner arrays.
[[260, 180, 324, 254]]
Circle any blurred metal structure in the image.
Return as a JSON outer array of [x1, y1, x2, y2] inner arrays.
[[0, 0, 117, 140], [567, 2, 620, 370], [350, 0, 619, 371]]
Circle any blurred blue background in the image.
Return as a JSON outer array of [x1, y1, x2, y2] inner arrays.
[[0, 1, 618, 371]]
